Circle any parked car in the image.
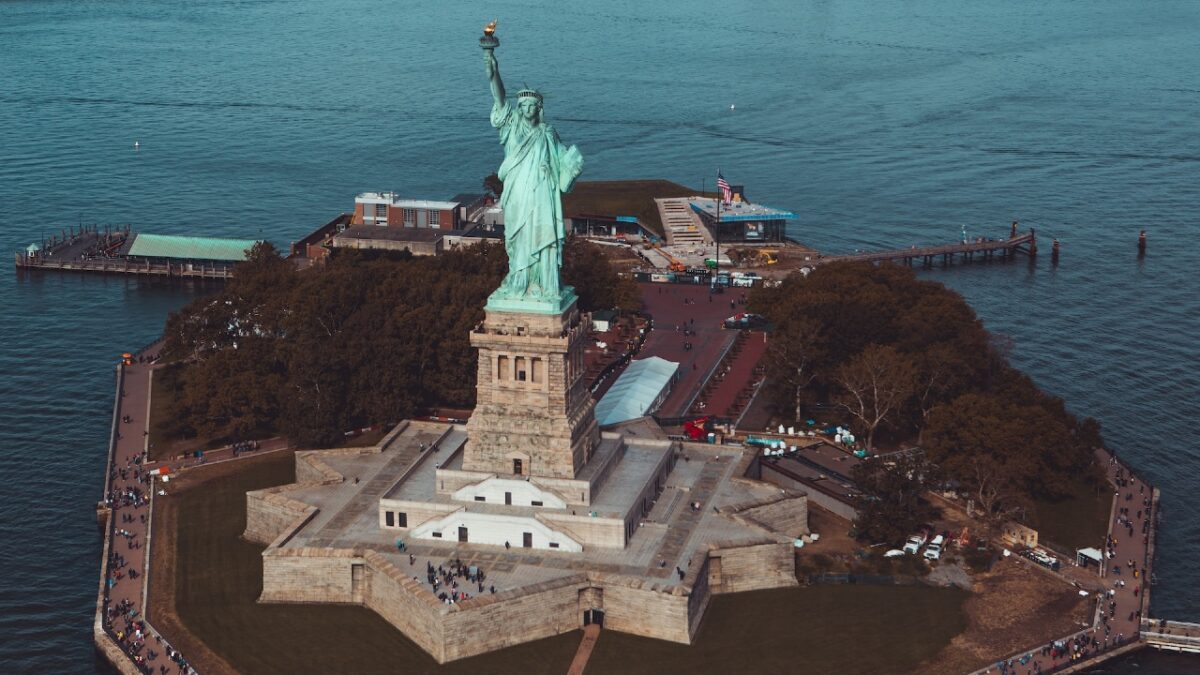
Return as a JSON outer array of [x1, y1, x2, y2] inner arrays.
[[1022, 548, 1061, 571], [923, 535, 945, 560]]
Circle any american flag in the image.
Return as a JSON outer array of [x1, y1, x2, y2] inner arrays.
[[716, 171, 732, 204]]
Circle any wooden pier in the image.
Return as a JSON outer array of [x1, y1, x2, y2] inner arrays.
[[14, 224, 237, 280], [814, 230, 1038, 268], [1143, 620, 1200, 653]]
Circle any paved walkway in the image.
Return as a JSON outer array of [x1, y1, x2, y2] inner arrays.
[[639, 283, 748, 418], [567, 624, 602, 675], [100, 357, 187, 673], [99, 351, 288, 674], [688, 330, 767, 420], [968, 449, 1156, 674]]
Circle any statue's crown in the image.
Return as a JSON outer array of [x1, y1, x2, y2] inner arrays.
[[516, 89, 543, 103]]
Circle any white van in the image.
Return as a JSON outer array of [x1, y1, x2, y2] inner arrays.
[[923, 534, 945, 560]]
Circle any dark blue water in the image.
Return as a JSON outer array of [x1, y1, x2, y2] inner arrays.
[[1, 1, 1197, 672]]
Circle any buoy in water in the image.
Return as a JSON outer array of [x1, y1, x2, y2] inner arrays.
[[729, 104, 735, 110], [134, 140, 140, 150]]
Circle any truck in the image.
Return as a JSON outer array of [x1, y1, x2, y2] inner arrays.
[[902, 532, 928, 555], [923, 534, 945, 560]]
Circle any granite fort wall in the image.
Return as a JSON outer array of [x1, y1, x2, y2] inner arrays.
[[600, 577, 692, 643], [709, 540, 798, 595], [441, 575, 585, 661], [255, 539, 796, 663], [539, 512, 626, 548], [361, 550, 449, 660], [259, 548, 362, 604], [245, 489, 318, 546]]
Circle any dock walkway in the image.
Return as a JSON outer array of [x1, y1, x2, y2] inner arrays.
[[815, 230, 1037, 267], [95, 345, 289, 674]]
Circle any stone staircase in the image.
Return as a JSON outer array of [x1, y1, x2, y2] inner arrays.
[[655, 198, 708, 246]]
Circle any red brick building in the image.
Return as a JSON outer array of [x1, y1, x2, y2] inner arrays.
[[352, 192, 463, 230]]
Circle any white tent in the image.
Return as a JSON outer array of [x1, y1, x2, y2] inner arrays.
[[594, 356, 679, 426]]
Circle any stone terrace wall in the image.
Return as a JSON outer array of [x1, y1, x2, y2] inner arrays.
[[442, 575, 586, 661], [259, 547, 362, 604], [721, 492, 810, 539], [539, 512, 626, 548], [600, 577, 692, 643], [709, 540, 797, 595], [362, 550, 449, 661], [244, 489, 317, 546]]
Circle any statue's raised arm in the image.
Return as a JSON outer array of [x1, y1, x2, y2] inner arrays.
[[485, 50, 505, 107]]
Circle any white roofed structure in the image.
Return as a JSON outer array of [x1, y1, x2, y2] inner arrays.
[[594, 357, 679, 426]]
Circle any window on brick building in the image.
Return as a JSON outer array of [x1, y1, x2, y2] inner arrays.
[[428, 209, 440, 226], [374, 203, 387, 220], [515, 356, 527, 382], [403, 208, 416, 226]]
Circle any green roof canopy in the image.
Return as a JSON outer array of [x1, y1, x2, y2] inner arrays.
[[127, 234, 261, 262]]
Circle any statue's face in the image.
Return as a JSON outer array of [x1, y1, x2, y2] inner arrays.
[[518, 98, 541, 123]]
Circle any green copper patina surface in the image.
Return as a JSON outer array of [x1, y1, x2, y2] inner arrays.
[[482, 28, 584, 314]]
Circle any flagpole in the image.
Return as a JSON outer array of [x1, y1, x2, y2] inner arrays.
[[714, 184, 720, 289]]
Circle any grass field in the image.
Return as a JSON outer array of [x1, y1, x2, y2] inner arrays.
[[1033, 476, 1112, 551], [164, 453, 969, 675], [589, 585, 967, 675], [562, 180, 713, 239]]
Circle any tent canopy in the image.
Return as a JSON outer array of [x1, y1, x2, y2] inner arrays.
[[594, 356, 679, 426]]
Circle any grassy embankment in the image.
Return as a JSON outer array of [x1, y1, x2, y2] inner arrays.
[[563, 180, 716, 240], [153, 453, 968, 675], [1033, 476, 1112, 551]]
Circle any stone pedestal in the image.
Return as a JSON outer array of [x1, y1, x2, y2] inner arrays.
[[465, 296, 599, 479]]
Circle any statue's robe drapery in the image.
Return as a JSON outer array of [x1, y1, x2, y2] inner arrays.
[[491, 99, 583, 300]]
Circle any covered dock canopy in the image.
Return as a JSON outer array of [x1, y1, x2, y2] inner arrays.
[[125, 233, 261, 263], [594, 356, 679, 426], [1076, 547, 1104, 568]]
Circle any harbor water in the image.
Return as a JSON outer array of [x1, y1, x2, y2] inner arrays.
[[0, 0, 1197, 672]]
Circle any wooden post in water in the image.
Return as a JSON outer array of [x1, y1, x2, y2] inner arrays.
[[1051, 239, 1060, 264], [1138, 230, 1147, 255]]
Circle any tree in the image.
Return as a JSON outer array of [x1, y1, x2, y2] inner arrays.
[[835, 344, 916, 451], [851, 453, 940, 545], [483, 173, 504, 198], [562, 236, 641, 313], [765, 316, 826, 423]]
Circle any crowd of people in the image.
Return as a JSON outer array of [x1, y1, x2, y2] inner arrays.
[[417, 557, 495, 604]]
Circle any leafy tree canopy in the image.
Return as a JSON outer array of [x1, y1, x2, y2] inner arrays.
[[159, 237, 629, 447]]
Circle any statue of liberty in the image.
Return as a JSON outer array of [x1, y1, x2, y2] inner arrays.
[[482, 26, 584, 310]]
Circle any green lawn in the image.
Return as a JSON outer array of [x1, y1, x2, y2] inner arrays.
[[170, 454, 968, 675], [171, 454, 579, 675], [1033, 476, 1112, 552], [589, 585, 967, 675], [562, 180, 714, 239]]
